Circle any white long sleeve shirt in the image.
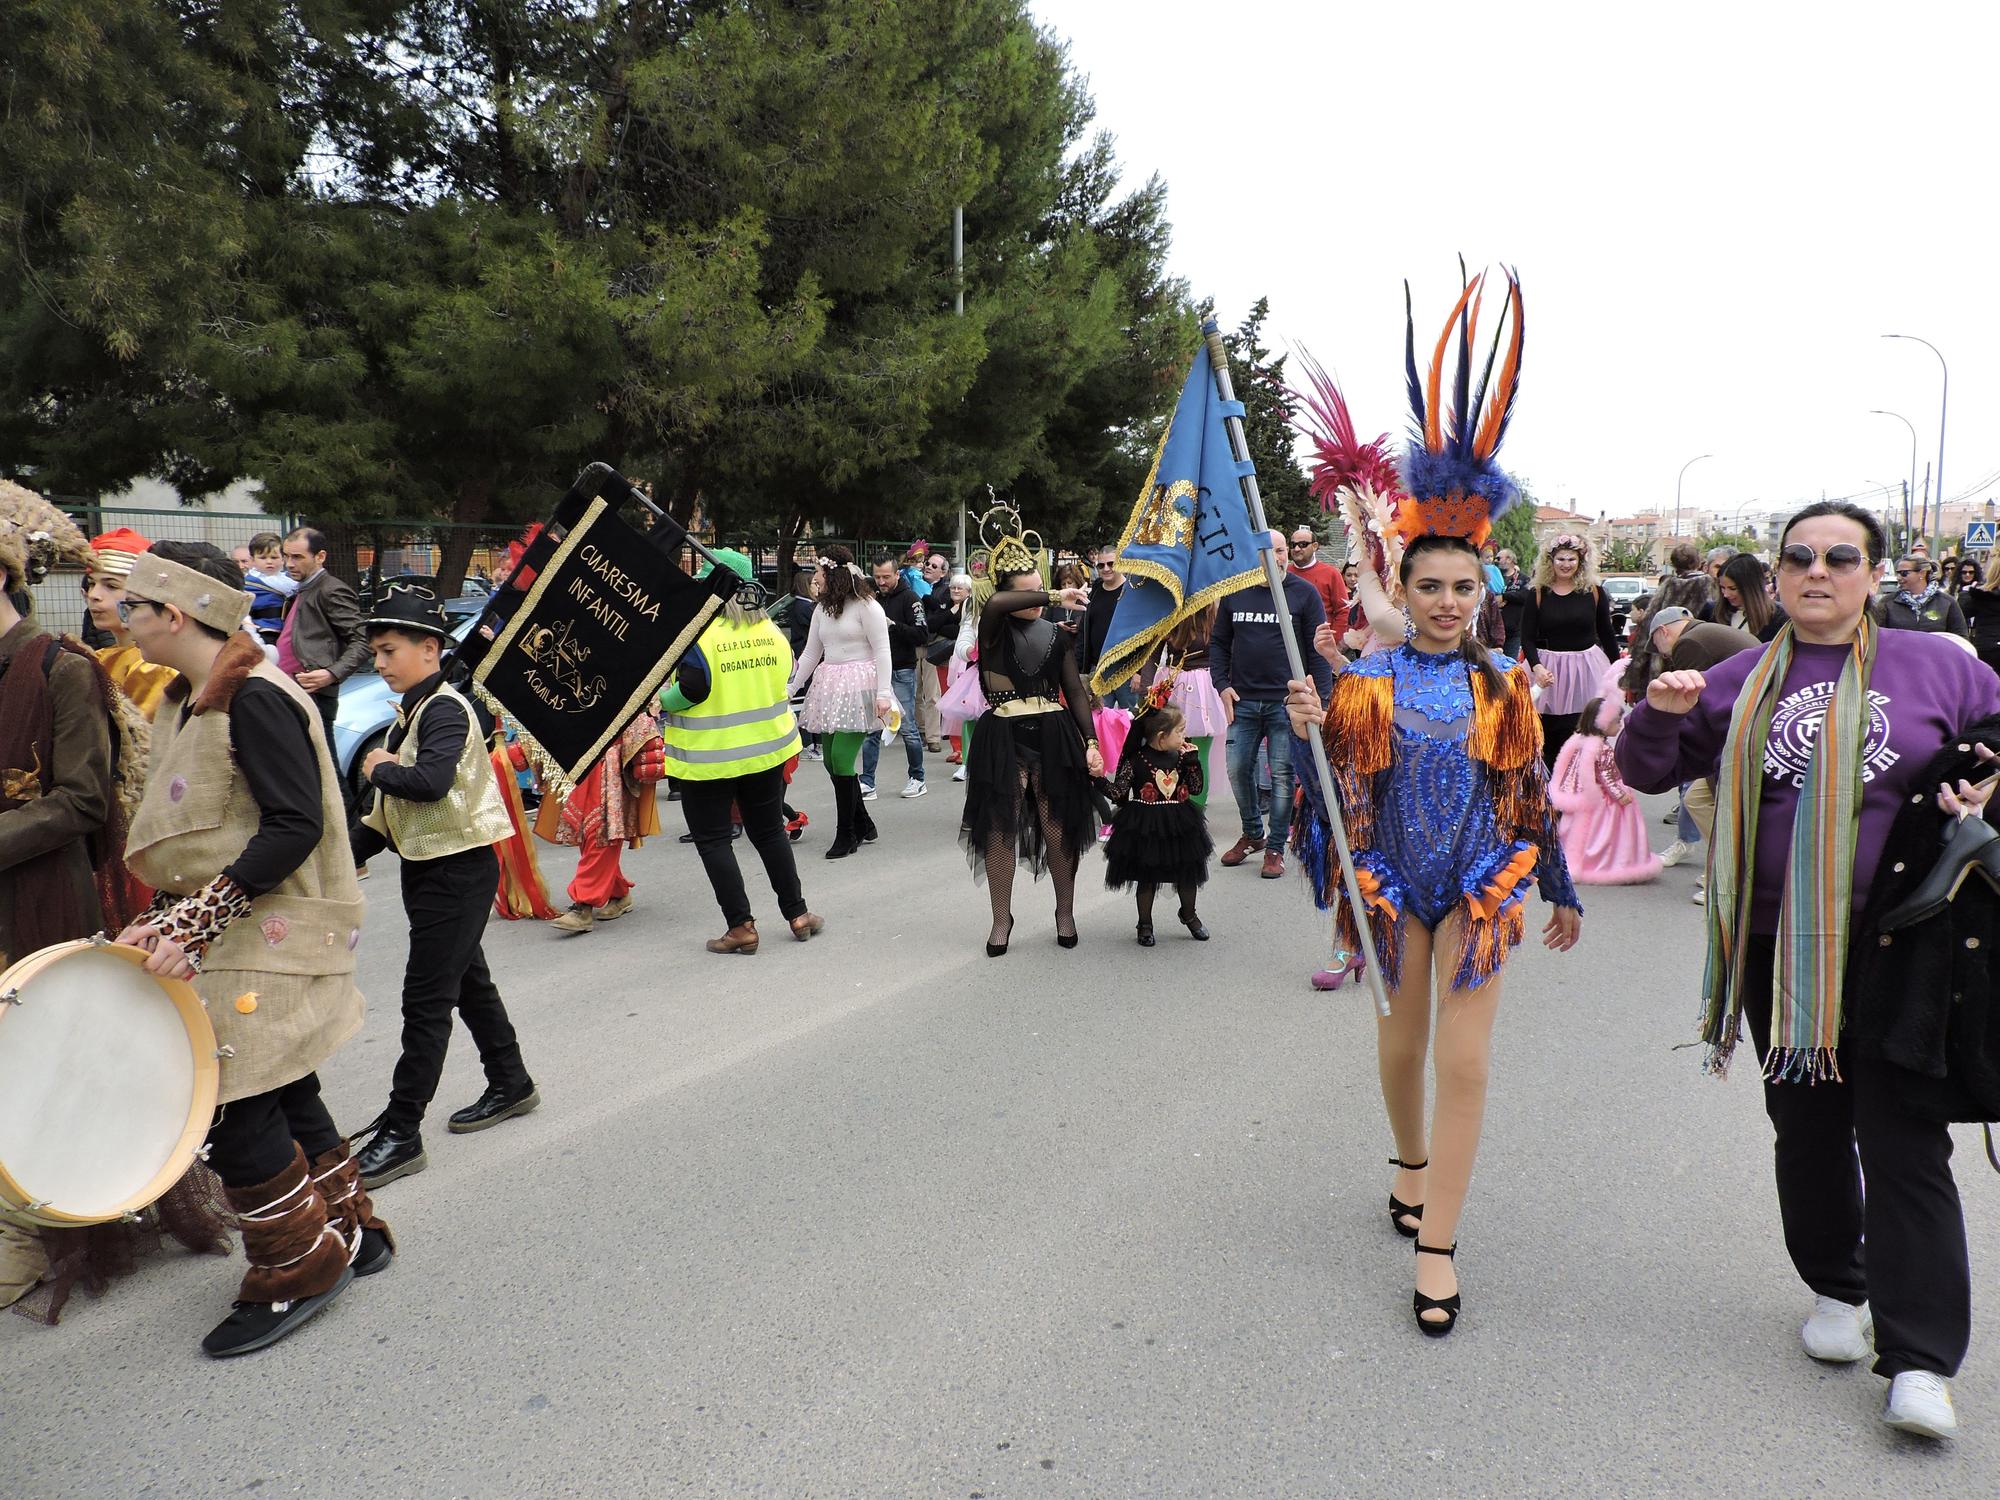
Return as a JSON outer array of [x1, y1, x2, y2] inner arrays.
[[788, 599, 893, 695]]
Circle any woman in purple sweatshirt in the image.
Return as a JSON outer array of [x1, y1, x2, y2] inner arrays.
[[1617, 501, 1999, 1442]]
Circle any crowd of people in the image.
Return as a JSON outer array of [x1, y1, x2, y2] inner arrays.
[[2, 455, 1996, 1445]]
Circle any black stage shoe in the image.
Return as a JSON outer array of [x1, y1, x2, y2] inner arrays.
[[448, 1083, 541, 1135], [202, 1265, 354, 1358], [356, 1126, 428, 1188], [353, 1226, 394, 1277]]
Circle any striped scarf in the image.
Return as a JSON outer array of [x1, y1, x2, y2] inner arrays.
[[1700, 618, 1877, 1082]]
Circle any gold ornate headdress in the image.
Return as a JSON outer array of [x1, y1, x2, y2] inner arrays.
[[970, 499, 1043, 589]]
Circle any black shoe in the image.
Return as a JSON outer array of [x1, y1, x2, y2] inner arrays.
[[448, 1083, 541, 1135], [1414, 1241, 1460, 1337], [1388, 1155, 1427, 1238], [858, 817, 879, 844], [1135, 920, 1155, 948], [353, 1226, 394, 1277], [356, 1126, 428, 1189], [202, 1265, 354, 1358], [1178, 909, 1209, 941], [1056, 929, 1079, 949], [1879, 813, 2000, 931], [824, 833, 859, 859], [986, 916, 1015, 958]]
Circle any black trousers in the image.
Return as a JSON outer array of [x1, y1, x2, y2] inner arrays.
[[1740, 935, 1971, 1378], [205, 1073, 342, 1188], [680, 766, 807, 928], [384, 844, 531, 1132]]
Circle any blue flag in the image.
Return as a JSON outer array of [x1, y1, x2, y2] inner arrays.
[[1090, 334, 1266, 697]]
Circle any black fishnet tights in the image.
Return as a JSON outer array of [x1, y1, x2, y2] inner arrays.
[[983, 765, 1080, 946]]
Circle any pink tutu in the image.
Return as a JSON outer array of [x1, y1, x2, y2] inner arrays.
[[938, 658, 988, 731], [800, 658, 881, 733], [1167, 666, 1229, 737], [1549, 734, 1661, 884], [1536, 645, 1612, 716]]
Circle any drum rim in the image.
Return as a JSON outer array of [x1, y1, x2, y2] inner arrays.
[[0, 938, 220, 1228]]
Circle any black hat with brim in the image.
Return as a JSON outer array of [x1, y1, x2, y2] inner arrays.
[[364, 582, 453, 641]]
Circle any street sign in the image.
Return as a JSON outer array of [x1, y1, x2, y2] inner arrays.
[[1965, 519, 1997, 552]]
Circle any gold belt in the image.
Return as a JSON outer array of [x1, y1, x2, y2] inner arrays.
[[992, 696, 1061, 718]]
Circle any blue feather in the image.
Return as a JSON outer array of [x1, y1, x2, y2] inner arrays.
[[1451, 266, 1475, 459], [1403, 280, 1425, 441]]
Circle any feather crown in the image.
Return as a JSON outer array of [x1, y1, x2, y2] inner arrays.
[[1290, 349, 1403, 511], [1395, 262, 1525, 549]]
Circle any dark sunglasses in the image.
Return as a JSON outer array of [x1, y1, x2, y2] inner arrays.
[[1095, 562, 1117, 571], [1777, 543, 1867, 575]]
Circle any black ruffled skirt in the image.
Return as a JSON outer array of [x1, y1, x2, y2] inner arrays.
[[1103, 800, 1212, 890], [960, 708, 1095, 881]]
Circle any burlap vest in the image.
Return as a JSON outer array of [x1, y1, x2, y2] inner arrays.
[[360, 681, 511, 860], [125, 661, 365, 1104]]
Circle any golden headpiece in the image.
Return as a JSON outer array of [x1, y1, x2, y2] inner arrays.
[[973, 501, 1043, 585]]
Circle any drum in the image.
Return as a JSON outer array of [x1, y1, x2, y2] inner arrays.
[[0, 938, 219, 1228]]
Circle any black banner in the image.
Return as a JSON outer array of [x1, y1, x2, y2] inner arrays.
[[470, 493, 732, 788]]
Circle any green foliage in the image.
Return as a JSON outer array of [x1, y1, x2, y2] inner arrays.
[[1698, 530, 1759, 557], [1221, 297, 1312, 536], [0, 0, 1194, 590], [1489, 495, 1538, 566], [1599, 538, 1655, 575]]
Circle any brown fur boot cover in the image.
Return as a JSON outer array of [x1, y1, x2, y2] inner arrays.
[[310, 1140, 395, 1258], [224, 1145, 347, 1303]]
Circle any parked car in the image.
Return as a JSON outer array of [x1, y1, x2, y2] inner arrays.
[[331, 614, 480, 799], [1601, 574, 1650, 635]]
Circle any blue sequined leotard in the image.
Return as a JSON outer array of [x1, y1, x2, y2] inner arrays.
[[1306, 644, 1580, 991]]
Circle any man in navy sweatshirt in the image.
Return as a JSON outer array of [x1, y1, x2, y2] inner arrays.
[[1208, 532, 1332, 878]]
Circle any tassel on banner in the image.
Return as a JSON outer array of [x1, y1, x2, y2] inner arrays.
[[472, 685, 578, 802]]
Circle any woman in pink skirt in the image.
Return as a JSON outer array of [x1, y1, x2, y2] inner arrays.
[[1519, 534, 1620, 768], [787, 546, 893, 859]]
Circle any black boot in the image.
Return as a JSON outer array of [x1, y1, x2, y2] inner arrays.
[[448, 1081, 541, 1135], [355, 1123, 428, 1189], [824, 775, 860, 859]]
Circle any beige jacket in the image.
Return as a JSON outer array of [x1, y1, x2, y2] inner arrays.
[[126, 638, 365, 1104]]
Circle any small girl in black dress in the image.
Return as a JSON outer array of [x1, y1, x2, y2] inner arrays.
[[1104, 702, 1213, 946]]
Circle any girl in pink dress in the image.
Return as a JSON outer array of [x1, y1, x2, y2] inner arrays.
[[1548, 692, 1662, 885]]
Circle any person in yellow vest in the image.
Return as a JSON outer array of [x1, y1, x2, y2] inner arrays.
[[662, 549, 824, 953], [113, 541, 392, 1358], [81, 526, 180, 719], [346, 584, 539, 1189]]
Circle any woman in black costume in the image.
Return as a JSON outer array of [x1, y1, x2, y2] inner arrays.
[[960, 557, 1103, 955]]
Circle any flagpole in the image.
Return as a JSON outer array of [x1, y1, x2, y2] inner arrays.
[[1201, 319, 1393, 1018]]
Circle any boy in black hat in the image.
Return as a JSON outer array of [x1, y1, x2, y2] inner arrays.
[[348, 584, 540, 1188]]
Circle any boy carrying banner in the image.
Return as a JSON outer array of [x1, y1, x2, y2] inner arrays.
[[349, 585, 540, 1189]]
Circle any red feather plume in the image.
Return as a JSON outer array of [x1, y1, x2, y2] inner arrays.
[[1288, 349, 1401, 508]]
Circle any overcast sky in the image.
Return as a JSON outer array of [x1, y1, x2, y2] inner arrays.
[[1031, 0, 1994, 530]]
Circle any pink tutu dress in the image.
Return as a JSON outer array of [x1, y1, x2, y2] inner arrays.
[[938, 649, 989, 732], [1167, 666, 1229, 737], [1549, 732, 1661, 884]]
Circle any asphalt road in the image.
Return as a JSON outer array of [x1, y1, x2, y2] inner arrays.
[[5, 755, 1996, 1499]]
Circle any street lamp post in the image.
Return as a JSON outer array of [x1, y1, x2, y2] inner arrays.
[[1883, 334, 1947, 535], [1674, 453, 1712, 542]]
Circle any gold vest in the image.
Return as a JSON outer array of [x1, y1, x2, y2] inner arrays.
[[361, 680, 512, 860], [125, 659, 365, 1105], [94, 642, 179, 721]]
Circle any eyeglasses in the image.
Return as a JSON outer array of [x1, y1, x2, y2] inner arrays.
[[1095, 562, 1117, 571], [1894, 567, 1924, 578], [1777, 543, 1867, 575]]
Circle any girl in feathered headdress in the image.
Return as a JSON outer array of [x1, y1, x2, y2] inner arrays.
[[1285, 266, 1583, 1340], [1102, 677, 1213, 946]]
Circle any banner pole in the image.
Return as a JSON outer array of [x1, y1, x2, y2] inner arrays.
[[1200, 319, 1393, 1018]]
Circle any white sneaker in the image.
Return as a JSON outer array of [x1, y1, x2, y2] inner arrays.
[[859, 783, 877, 801], [1659, 839, 1691, 869], [1692, 883, 1706, 906], [900, 779, 927, 799], [806, 745, 823, 762], [1802, 1296, 1873, 1363], [952, 765, 967, 783], [1884, 1371, 1958, 1440]]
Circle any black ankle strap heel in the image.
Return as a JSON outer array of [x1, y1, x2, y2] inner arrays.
[[1387, 1156, 1427, 1239], [1413, 1241, 1460, 1337]]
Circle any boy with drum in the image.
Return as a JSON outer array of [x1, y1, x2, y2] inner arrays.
[[115, 542, 394, 1357], [346, 585, 539, 1189]]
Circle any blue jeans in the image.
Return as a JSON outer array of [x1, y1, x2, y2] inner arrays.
[[1676, 782, 1701, 844], [1100, 680, 1138, 711], [1226, 699, 1294, 843], [862, 667, 924, 784]]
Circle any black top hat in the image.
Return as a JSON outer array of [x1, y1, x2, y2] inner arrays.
[[363, 581, 453, 641]]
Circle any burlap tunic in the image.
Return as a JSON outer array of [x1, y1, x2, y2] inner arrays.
[[125, 642, 366, 1104]]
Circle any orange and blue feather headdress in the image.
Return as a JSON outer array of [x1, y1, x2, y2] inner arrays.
[[1396, 264, 1525, 549]]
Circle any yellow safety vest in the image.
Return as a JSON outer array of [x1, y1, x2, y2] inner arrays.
[[660, 617, 801, 781]]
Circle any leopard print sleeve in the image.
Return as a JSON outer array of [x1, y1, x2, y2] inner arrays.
[[152, 874, 255, 969]]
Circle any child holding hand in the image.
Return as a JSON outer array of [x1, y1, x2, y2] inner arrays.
[[1103, 700, 1213, 946]]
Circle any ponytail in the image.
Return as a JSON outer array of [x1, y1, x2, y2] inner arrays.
[[1457, 630, 1509, 701]]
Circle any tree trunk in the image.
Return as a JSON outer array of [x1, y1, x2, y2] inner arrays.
[[776, 508, 808, 585], [435, 477, 495, 596]]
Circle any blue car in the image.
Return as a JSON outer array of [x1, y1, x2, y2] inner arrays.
[[331, 613, 481, 799]]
